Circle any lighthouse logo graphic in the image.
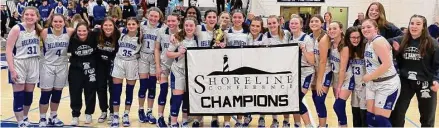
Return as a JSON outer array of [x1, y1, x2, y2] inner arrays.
[[207, 55, 292, 76]]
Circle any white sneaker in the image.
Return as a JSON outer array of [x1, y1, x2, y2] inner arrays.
[[85, 114, 92, 124], [23, 117, 30, 127], [71, 117, 79, 126], [39, 118, 48, 127], [98, 112, 107, 123], [107, 113, 114, 124]]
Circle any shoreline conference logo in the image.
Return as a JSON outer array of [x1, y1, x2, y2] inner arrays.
[[191, 54, 295, 109]]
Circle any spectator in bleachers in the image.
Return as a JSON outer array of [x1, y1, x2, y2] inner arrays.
[[216, 0, 225, 14], [157, 0, 168, 16], [16, 0, 28, 17], [93, 0, 106, 26], [68, 1, 78, 19], [353, 12, 364, 26], [428, 21, 439, 40], [323, 12, 332, 30], [400, 27, 407, 35], [80, 0, 91, 25], [146, 0, 156, 8], [38, 0, 53, 26], [111, 14, 122, 27], [28, 0, 41, 7], [108, 1, 122, 22], [54, 1, 68, 16], [8, 11, 21, 28], [121, 0, 135, 21], [279, 16, 286, 29], [230, 0, 242, 11], [87, 0, 108, 27], [71, 14, 84, 28], [1, 5, 9, 37]]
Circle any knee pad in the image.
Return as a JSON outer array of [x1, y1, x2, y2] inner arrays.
[[158, 83, 169, 106], [147, 76, 157, 99], [50, 90, 62, 103], [313, 92, 327, 118], [112, 83, 122, 105], [375, 115, 391, 127], [13, 91, 25, 112], [182, 97, 189, 113], [299, 101, 308, 115], [125, 85, 135, 105], [23, 91, 33, 106], [138, 78, 148, 98], [39, 91, 52, 105], [299, 91, 308, 114], [170, 94, 183, 117], [333, 98, 347, 125], [366, 111, 375, 127]]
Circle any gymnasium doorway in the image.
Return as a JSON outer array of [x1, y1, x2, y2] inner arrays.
[[327, 6, 349, 31], [280, 6, 320, 33]]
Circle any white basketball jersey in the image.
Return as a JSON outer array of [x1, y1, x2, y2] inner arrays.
[[168, 37, 198, 68], [116, 34, 141, 60], [262, 30, 290, 45], [350, 58, 366, 89], [141, 21, 164, 54], [290, 32, 314, 67], [311, 33, 331, 70], [330, 45, 341, 73], [42, 27, 70, 65], [226, 28, 249, 46], [197, 24, 213, 47], [157, 27, 174, 68], [364, 35, 397, 78], [13, 23, 41, 59], [248, 33, 263, 45]]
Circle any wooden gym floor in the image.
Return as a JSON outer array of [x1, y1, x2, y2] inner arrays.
[[0, 55, 438, 127]]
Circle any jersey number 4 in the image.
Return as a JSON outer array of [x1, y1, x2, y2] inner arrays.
[[27, 46, 37, 54], [55, 50, 61, 56]]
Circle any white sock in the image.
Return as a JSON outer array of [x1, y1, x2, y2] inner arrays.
[[295, 122, 301, 126], [23, 116, 28, 119], [114, 112, 119, 117], [18, 120, 24, 124], [124, 110, 129, 115], [50, 111, 57, 117], [158, 113, 163, 117], [147, 108, 152, 112], [139, 107, 144, 110], [224, 121, 230, 126], [40, 114, 46, 119], [182, 118, 188, 123]]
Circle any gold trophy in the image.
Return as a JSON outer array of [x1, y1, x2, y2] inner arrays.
[[212, 23, 225, 47]]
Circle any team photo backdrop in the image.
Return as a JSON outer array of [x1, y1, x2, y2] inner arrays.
[[185, 44, 300, 115]]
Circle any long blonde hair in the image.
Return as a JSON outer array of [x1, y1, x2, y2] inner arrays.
[[268, 15, 284, 40]]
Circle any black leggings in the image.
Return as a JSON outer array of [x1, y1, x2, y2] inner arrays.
[[96, 60, 114, 113], [390, 77, 437, 127]]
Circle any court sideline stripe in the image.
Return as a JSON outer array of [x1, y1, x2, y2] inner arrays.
[[4, 95, 70, 121], [405, 117, 420, 128]]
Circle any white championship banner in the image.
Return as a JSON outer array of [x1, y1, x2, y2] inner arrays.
[[185, 44, 300, 115]]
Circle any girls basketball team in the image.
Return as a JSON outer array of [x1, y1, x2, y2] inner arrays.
[[6, 1, 438, 128]]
